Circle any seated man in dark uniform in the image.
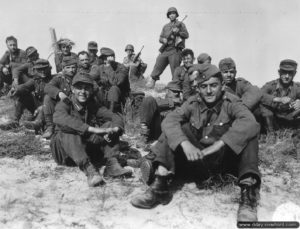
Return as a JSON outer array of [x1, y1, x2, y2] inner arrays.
[[131, 64, 261, 222], [260, 59, 300, 134], [51, 72, 132, 187]]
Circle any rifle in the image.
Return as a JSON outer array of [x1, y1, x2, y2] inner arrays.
[[133, 45, 144, 63], [159, 15, 188, 53], [48, 27, 59, 60]]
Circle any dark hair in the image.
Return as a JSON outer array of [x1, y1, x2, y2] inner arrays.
[[77, 50, 90, 58], [6, 36, 17, 44], [181, 49, 194, 59], [213, 72, 223, 83]]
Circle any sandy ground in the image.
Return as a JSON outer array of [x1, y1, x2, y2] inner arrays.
[[1, 97, 300, 229]]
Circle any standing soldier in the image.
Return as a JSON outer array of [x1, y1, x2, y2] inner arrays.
[[147, 7, 189, 88], [131, 64, 261, 222], [12, 46, 40, 87], [219, 58, 262, 111], [43, 56, 78, 139], [87, 41, 103, 66], [90, 47, 130, 113], [260, 59, 300, 134], [51, 73, 132, 187], [0, 59, 52, 130], [54, 38, 77, 73], [0, 36, 26, 95], [123, 44, 146, 82]]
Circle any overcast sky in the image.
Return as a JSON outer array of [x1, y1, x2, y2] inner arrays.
[[0, 0, 299, 86]]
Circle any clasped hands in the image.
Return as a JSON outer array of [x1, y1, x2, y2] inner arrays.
[[180, 140, 225, 161]]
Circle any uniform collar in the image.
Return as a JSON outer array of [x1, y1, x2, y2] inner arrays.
[[197, 93, 224, 114], [71, 95, 86, 112]]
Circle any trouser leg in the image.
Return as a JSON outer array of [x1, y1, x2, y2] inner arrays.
[[168, 49, 182, 80], [150, 52, 169, 81]]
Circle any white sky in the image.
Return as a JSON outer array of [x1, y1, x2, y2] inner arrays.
[[0, 0, 299, 86]]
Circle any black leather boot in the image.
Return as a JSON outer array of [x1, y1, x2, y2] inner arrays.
[[42, 115, 54, 139], [104, 157, 132, 178], [131, 175, 172, 209], [237, 185, 259, 222]]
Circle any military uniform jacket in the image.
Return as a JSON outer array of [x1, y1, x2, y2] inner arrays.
[[224, 77, 262, 110], [0, 49, 26, 71], [53, 95, 124, 136], [159, 19, 189, 51], [14, 74, 52, 104], [173, 65, 195, 101], [162, 92, 259, 154], [44, 73, 72, 100], [90, 62, 130, 96], [261, 79, 300, 108], [54, 52, 77, 73]]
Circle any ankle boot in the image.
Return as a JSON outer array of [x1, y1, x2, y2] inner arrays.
[[23, 109, 44, 133], [84, 162, 104, 187], [131, 175, 172, 209], [104, 157, 132, 178], [237, 185, 259, 222], [42, 115, 54, 139]]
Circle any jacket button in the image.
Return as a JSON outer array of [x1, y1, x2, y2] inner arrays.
[[219, 122, 223, 126], [207, 123, 210, 126], [205, 136, 208, 139]]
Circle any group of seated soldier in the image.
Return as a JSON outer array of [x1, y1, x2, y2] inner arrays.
[[1, 35, 299, 223]]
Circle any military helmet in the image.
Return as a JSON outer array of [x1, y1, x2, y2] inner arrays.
[[125, 44, 134, 52], [167, 7, 179, 18]]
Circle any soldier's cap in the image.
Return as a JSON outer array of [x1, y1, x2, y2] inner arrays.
[[197, 53, 211, 64], [279, 59, 298, 71], [25, 46, 37, 57], [167, 7, 179, 18], [72, 72, 94, 86], [218, 57, 236, 71], [190, 64, 221, 84], [56, 38, 75, 47], [88, 41, 98, 50], [33, 59, 50, 69], [99, 47, 115, 58], [62, 56, 78, 67], [166, 80, 182, 92]]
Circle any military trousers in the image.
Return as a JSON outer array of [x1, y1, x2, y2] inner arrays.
[[13, 93, 36, 121], [151, 123, 261, 185], [150, 48, 182, 81], [0, 72, 12, 88], [50, 122, 120, 170]]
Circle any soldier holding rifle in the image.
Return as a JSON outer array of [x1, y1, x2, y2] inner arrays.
[[132, 64, 261, 222], [147, 7, 189, 88]]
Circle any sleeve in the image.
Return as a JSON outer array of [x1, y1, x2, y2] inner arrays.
[[109, 65, 128, 87], [220, 102, 260, 155], [89, 65, 100, 83], [44, 77, 61, 99], [178, 22, 189, 39], [0, 52, 9, 70], [260, 83, 276, 107], [161, 101, 192, 151], [96, 106, 124, 132], [239, 80, 262, 110], [14, 79, 35, 96], [172, 67, 182, 83], [53, 101, 89, 135], [12, 63, 30, 81], [159, 25, 172, 43]]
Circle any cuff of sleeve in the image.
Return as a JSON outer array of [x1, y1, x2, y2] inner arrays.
[[221, 134, 244, 155]]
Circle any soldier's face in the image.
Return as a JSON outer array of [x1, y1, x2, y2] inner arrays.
[[61, 45, 71, 55], [88, 49, 97, 56], [279, 69, 296, 85], [78, 54, 90, 69], [72, 82, 93, 104], [126, 50, 133, 56], [198, 77, 223, 104], [105, 55, 115, 64], [63, 64, 77, 77], [36, 67, 50, 78], [182, 54, 194, 68], [28, 52, 39, 62], [6, 40, 18, 53], [168, 12, 177, 21], [221, 68, 236, 85]]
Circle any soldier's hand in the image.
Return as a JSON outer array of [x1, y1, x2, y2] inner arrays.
[[58, 92, 68, 100], [162, 38, 168, 44], [291, 99, 300, 110], [2, 67, 9, 75], [181, 140, 201, 161], [274, 96, 291, 104], [172, 27, 179, 34], [34, 106, 43, 117], [7, 88, 15, 97]]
